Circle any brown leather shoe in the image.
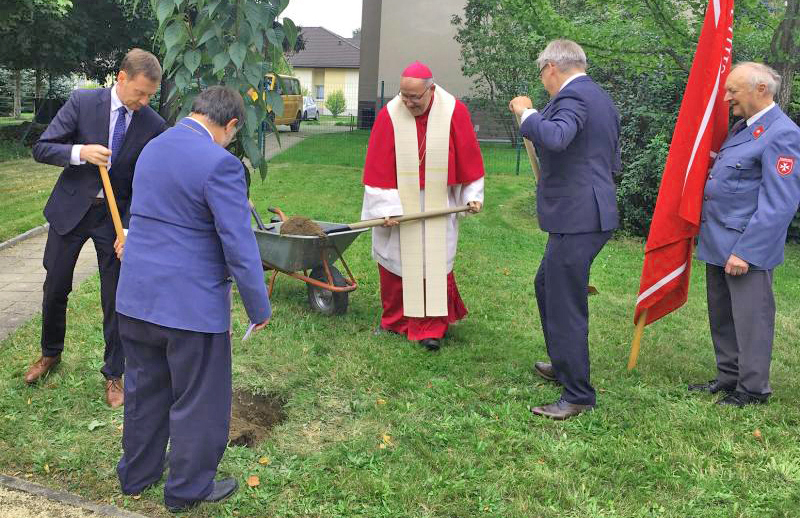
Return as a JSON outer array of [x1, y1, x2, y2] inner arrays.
[[533, 361, 558, 382], [24, 355, 61, 384], [531, 399, 594, 420], [105, 378, 124, 408]]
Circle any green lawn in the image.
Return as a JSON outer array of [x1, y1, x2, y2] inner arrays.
[[0, 113, 34, 126], [269, 130, 532, 174], [0, 157, 59, 241], [2, 135, 800, 517]]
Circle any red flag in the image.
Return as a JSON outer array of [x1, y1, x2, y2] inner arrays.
[[635, 0, 734, 326]]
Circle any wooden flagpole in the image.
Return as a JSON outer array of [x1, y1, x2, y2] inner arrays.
[[98, 165, 126, 245], [628, 308, 648, 370]]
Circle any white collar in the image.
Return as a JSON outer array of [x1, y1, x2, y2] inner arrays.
[[188, 116, 215, 139], [746, 102, 775, 126], [559, 72, 587, 92], [111, 84, 133, 117]]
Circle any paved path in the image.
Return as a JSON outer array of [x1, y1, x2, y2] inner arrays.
[[0, 229, 97, 342]]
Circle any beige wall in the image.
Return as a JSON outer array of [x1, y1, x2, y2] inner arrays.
[[377, 0, 472, 98], [296, 67, 360, 116]]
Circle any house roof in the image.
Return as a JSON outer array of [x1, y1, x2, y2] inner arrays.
[[287, 26, 360, 69]]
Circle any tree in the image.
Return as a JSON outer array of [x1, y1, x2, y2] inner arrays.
[[325, 89, 346, 118], [768, 0, 800, 110], [149, 0, 297, 180]]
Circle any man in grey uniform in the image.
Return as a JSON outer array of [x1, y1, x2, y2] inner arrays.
[[689, 62, 800, 406]]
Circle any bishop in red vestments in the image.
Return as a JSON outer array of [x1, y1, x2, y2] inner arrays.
[[361, 62, 485, 350]]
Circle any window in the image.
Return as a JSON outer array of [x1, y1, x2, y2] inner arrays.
[[314, 85, 324, 100]]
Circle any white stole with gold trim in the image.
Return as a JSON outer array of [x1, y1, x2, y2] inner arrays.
[[386, 85, 455, 317]]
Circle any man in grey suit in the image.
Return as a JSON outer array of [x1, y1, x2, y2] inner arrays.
[[689, 62, 800, 406], [509, 40, 621, 420]]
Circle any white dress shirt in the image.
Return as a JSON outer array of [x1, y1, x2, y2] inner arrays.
[[70, 84, 133, 167], [746, 102, 775, 127]]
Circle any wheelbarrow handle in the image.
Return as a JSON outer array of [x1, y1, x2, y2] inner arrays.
[[267, 207, 288, 222], [346, 205, 472, 230]]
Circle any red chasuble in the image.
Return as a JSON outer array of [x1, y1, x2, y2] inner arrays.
[[362, 94, 485, 189]]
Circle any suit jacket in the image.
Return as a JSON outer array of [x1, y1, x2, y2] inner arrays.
[[116, 117, 270, 333], [697, 105, 800, 269], [33, 88, 166, 235], [520, 76, 621, 233]]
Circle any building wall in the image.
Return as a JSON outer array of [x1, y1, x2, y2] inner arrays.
[[295, 67, 359, 116], [378, 0, 472, 97]]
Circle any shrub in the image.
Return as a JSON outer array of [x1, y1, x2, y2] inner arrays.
[[325, 90, 346, 118]]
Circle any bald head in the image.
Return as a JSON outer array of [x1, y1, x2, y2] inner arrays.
[[724, 62, 780, 119]]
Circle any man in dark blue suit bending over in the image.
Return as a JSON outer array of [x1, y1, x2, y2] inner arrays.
[[114, 86, 271, 512], [509, 39, 621, 420], [27, 49, 166, 408]]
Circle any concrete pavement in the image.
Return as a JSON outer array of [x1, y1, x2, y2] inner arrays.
[[0, 227, 97, 342]]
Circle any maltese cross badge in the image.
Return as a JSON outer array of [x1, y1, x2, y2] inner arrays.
[[777, 156, 795, 176]]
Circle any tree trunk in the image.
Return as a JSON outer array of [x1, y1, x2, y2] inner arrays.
[[35, 68, 43, 113], [13, 70, 22, 119], [768, 0, 800, 110]]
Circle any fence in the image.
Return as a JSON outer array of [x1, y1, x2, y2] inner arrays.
[[263, 81, 535, 176]]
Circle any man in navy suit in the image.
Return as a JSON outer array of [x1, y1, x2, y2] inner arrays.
[[114, 86, 271, 512], [689, 62, 800, 407], [26, 49, 166, 408], [509, 39, 621, 420]]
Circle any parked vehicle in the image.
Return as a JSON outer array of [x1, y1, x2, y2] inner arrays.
[[264, 73, 303, 132], [302, 96, 319, 121]]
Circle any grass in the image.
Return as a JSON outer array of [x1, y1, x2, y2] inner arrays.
[[0, 113, 34, 126], [2, 133, 800, 517], [269, 130, 532, 175], [0, 156, 59, 241]]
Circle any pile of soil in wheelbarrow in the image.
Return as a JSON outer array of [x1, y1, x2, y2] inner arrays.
[[229, 389, 287, 448], [279, 216, 326, 238]]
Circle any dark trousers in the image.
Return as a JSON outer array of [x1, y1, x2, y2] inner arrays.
[[41, 202, 123, 379], [117, 314, 232, 508], [535, 231, 612, 406], [706, 264, 775, 396]]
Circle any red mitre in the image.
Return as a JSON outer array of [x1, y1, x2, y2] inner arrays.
[[401, 61, 433, 79]]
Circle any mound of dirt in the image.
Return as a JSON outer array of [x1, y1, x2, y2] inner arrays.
[[279, 216, 326, 238]]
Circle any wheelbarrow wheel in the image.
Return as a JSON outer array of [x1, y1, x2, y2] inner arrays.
[[307, 265, 349, 315]]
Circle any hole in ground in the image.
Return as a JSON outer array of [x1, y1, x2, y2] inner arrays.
[[228, 389, 287, 448]]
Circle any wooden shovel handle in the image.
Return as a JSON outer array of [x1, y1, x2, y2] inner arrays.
[[515, 112, 541, 182], [98, 165, 125, 245], [348, 205, 472, 230]]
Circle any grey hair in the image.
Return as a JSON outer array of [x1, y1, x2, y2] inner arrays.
[[732, 62, 781, 96], [423, 78, 434, 88], [191, 86, 245, 128], [537, 39, 587, 73]]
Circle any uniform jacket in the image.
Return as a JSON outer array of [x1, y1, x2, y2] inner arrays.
[[116, 117, 270, 333], [697, 105, 800, 269], [520, 75, 621, 234], [32, 87, 166, 235]]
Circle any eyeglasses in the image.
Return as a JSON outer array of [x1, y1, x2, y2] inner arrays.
[[538, 62, 550, 77], [399, 83, 433, 102]]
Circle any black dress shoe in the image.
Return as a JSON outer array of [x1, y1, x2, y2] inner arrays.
[[716, 391, 768, 407], [166, 477, 239, 513], [688, 379, 735, 394], [531, 399, 593, 420], [418, 338, 440, 351], [533, 362, 558, 382]]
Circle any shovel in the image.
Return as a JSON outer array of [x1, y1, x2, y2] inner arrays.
[[324, 205, 472, 235]]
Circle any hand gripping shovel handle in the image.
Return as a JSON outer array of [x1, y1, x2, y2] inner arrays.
[[326, 205, 472, 235], [98, 165, 125, 245]]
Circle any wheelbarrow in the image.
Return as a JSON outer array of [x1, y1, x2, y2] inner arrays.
[[253, 207, 367, 315]]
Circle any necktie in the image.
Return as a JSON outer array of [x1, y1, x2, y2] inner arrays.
[[730, 119, 747, 137], [110, 106, 128, 169]]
